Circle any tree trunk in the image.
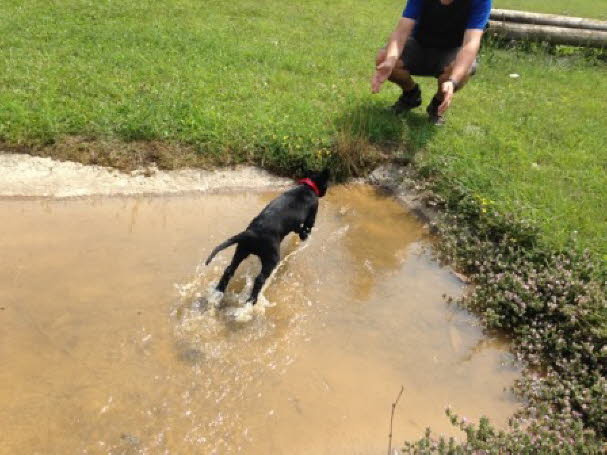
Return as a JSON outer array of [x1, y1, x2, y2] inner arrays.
[[490, 9, 607, 32], [488, 21, 607, 48]]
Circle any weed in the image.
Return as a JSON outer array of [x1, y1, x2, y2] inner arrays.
[[399, 165, 606, 453]]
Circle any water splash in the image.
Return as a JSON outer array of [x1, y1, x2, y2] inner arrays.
[[174, 233, 314, 326]]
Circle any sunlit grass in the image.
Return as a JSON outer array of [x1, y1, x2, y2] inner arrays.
[[494, 0, 607, 19], [0, 0, 605, 257]]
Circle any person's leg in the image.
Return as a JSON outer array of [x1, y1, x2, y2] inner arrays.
[[376, 41, 423, 114], [375, 48, 416, 91], [427, 55, 477, 124], [434, 62, 472, 100], [390, 63, 422, 113]]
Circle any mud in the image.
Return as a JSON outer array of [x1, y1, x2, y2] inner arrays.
[[0, 171, 521, 454], [0, 153, 291, 199]]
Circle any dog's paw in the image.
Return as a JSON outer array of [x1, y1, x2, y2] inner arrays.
[[233, 302, 255, 322], [194, 295, 209, 311], [207, 289, 224, 308]]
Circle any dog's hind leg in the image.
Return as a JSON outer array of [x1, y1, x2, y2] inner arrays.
[[248, 250, 279, 305], [216, 245, 249, 293]]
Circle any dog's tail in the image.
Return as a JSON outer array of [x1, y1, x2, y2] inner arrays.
[[205, 232, 250, 265]]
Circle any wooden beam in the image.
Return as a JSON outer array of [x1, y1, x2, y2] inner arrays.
[[490, 9, 607, 32], [488, 21, 607, 48]]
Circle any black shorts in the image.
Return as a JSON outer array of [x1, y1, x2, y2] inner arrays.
[[400, 37, 478, 78]]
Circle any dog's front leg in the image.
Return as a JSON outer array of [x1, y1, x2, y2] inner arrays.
[[298, 203, 318, 241]]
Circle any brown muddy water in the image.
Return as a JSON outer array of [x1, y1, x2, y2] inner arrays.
[[0, 185, 520, 454]]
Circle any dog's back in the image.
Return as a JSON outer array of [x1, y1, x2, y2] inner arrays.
[[247, 186, 317, 240]]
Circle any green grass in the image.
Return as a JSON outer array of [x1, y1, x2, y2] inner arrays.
[[409, 45, 607, 259], [0, 0, 606, 449], [494, 0, 607, 20], [0, 0, 395, 168], [0, 0, 605, 258]]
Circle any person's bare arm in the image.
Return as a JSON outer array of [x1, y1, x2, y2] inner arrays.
[[371, 18, 416, 93], [438, 29, 483, 114]]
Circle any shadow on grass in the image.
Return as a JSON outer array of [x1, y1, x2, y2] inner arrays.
[[329, 98, 438, 179]]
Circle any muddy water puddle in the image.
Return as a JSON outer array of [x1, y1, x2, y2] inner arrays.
[[0, 185, 520, 454]]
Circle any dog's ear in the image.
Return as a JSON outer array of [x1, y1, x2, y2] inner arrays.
[[311, 167, 330, 183], [310, 167, 330, 197]]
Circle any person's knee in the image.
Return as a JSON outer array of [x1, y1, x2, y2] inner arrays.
[[390, 59, 410, 78], [389, 62, 408, 81]]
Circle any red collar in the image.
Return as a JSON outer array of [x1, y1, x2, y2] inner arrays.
[[298, 178, 320, 196]]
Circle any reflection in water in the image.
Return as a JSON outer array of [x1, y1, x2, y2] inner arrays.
[[0, 185, 520, 454], [336, 186, 423, 300]]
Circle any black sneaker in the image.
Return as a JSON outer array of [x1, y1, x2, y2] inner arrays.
[[426, 95, 445, 126], [391, 84, 421, 114]]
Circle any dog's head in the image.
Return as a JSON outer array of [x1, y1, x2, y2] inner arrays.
[[308, 168, 330, 197]]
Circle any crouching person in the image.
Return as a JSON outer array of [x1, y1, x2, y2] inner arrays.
[[371, 0, 491, 125]]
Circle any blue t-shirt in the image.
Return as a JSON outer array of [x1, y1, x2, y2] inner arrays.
[[403, 0, 491, 30], [402, 0, 491, 48]]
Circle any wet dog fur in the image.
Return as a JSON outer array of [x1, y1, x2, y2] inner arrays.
[[205, 169, 330, 304]]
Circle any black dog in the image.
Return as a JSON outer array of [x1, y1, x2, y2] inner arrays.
[[205, 169, 330, 304]]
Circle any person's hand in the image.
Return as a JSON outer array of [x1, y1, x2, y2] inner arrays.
[[438, 80, 455, 115], [371, 58, 395, 94]]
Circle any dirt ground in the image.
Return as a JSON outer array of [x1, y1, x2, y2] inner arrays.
[[0, 152, 291, 198]]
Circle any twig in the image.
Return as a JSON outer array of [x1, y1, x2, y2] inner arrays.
[[388, 385, 405, 455]]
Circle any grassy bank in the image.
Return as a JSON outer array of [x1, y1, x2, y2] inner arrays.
[[0, 0, 388, 168], [354, 43, 607, 260], [1, 0, 605, 257]]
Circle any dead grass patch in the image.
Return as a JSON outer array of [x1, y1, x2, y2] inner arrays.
[[0, 136, 224, 173]]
